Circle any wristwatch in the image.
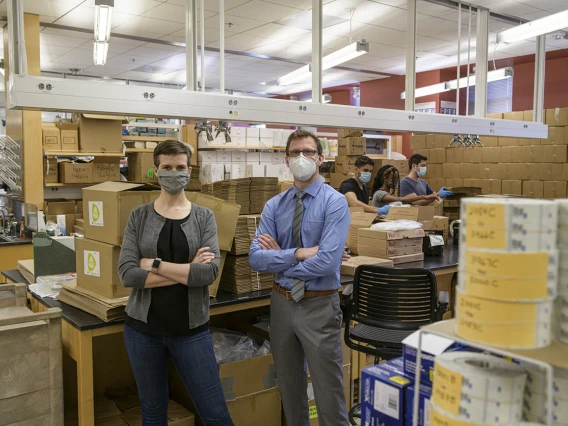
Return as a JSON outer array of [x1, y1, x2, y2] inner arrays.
[[151, 258, 162, 274]]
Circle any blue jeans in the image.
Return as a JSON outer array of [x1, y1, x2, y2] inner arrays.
[[124, 325, 234, 426]]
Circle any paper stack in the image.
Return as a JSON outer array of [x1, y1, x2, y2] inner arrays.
[[250, 177, 279, 214], [186, 165, 201, 191], [231, 215, 261, 255], [219, 255, 274, 294], [57, 280, 127, 322]]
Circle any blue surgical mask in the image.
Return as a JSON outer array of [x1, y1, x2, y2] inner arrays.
[[417, 166, 427, 177], [359, 171, 371, 183]]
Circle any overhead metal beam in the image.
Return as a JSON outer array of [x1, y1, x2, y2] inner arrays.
[[185, 0, 197, 91], [311, 0, 322, 104], [474, 7, 489, 118], [422, 0, 530, 26], [533, 35, 545, 123], [219, 0, 225, 94], [405, 0, 417, 111]]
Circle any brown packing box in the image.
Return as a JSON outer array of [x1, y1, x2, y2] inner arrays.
[[93, 158, 121, 183], [410, 135, 426, 150], [358, 242, 423, 258], [128, 153, 158, 183], [340, 256, 394, 276], [330, 173, 350, 189], [338, 137, 365, 156], [82, 182, 161, 246], [522, 180, 544, 198], [544, 145, 568, 163], [76, 237, 128, 299], [519, 138, 540, 146], [219, 354, 277, 399], [338, 129, 364, 138], [442, 163, 459, 178], [427, 178, 445, 191], [462, 149, 482, 163], [500, 163, 526, 180], [523, 110, 534, 122], [370, 159, 409, 177], [73, 225, 84, 234], [425, 134, 436, 149], [44, 156, 58, 183], [545, 108, 568, 127], [181, 125, 198, 166], [357, 228, 425, 241], [521, 145, 545, 163], [539, 163, 564, 181], [480, 179, 502, 195], [499, 137, 519, 146], [446, 178, 463, 187], [564, 164, 568, 181], [486, 113, 503, 119], [390, 252, 424, 264], [335, 156, 360, 174], [57, 122, 79, 151], [227, 388, 281, 426], [59, 162, 93, 184], [387, 206, 434, 222], [42, 123, 61, 151], [434, 134, 451, 149], [542, 127, 566, 145], [347, 212, 377, 254], [75, 114, 128, 152], [544, 181, 567, 199], [481, 147, 502, 163], [481, 136, 499, 147], [501, 146, 523, 163], [446, 147, 464, 164], [44, 200, 76, 215], [46, 214, 76, 233], [429, 148, 446, 164], [413, 149, 429, 158], [458, 163, 474, 179], [502, 180, 522, 196], [503, 111, 524, 121], [477, 163, 503, 179], [426, 164, 443, 178]]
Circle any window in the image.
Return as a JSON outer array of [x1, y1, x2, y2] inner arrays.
[[467, 77, 513, 114]]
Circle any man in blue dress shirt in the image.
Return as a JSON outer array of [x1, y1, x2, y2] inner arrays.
[[249, 130, 350, 426]]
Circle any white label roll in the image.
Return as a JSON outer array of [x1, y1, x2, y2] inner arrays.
[[522, 363, 568, 399], [458, 271, 557, 301], [556, 199, 568, 228], [461, 226, 556, 252], [524, 389, 568, 424]]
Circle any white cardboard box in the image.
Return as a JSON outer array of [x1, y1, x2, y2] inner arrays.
[[246, 164, 265, 178], [260, 128, 275, 138], [216, 151, 232, 163], [265, 165, 279, 178], [259, 138, 273, 148], [232, 152, 247, 163], [229, 164, 246, 179], [198, 151, 216, 163], [247, 152, 260, 164], [199, 164, 225, 184], [247, 128, 260, 139], [272, 152, 285, 164]]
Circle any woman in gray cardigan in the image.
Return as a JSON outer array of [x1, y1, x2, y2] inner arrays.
[[118, 140, 234, 426]]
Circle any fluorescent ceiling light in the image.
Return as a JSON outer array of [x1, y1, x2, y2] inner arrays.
[[497, 10, 568, 44], [94, 1, 113, 43], [277, 40, 369, 86], [400, 67, 513, 99], [93, 41, 109, 66]]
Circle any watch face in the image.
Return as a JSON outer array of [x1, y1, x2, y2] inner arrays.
[[152, 259, 160, 269]]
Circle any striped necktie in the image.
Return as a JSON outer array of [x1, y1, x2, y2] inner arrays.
[[291, 191, 306, 302]]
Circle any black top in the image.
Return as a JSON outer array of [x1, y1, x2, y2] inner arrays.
[[339, 178, 369, 204], [125, 210, 209, 336]]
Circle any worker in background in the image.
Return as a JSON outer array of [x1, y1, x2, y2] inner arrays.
[[339, 155, 391, 215], [249, 130, 350, 426], [399, 154, 453, 205], [371, 165, 439, 207]]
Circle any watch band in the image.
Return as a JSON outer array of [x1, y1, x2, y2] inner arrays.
[[151, 258, 161, 274]]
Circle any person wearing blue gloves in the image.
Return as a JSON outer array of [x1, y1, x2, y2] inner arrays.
[[399, 154, 453, 204], [339, 156, 390, 214]]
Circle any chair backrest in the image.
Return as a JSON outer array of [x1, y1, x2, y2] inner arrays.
[[352, 265, 438, 331]]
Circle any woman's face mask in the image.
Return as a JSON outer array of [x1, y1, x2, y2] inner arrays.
[[157, 170, 190, 194]]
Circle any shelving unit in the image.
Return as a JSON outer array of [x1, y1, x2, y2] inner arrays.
[[45, 182, 94, 187], [199, 146, 286, 151], [125, 148, 154, 154], [43, 150, 124, 157], [122, 136, 173, 143], [124, 122, 182, 130]]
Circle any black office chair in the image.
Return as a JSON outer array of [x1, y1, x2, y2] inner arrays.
[[343, 265, 441, 425]]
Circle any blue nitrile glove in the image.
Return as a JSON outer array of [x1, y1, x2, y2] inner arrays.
[[378, 205, 391, 215], [439, 187, 454, 198]]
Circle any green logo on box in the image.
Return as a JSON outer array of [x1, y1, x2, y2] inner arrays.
[[87, 253, 97, 272], [92, 204, 100, 222]]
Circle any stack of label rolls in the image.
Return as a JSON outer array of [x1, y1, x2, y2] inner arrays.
[[522, 362, 568, 425], [457, 198, 558, 349], [556, 200, 568, 345], [430, 352, 527, 424]]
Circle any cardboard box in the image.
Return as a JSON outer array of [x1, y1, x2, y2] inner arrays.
[[538, 163, 563, 181], [338, 137, 365, 156], [245, 164, 265, 178], [181, 125, 198, 166], [357, 243, 423, 258], [335, 156, 359, 174], [425, 164, 443, 178], [340, 256, 394, 276], [128, 153, 157, 183], [445, 178, 463, 188], [44, 200, 76, 215], [480, 147, 502, 163], [480, 136, 499, 147], [330, 173, 350, 189], [413, 149, 429, 159], [477, 163, 502, 179], [445, 147, 464, 164], [338, 129, 363, 138], [563, 163, 568, 181], [499, 137, 519, 146], [545, 107, 568, 126], [519, 137, 540, 146], [486, 112, 503, 119], [542, 126, 566, 145], [544, 145, 568, 163], [433, 134, 449, 149], [59, 163, 93, 184], [428, 148, 445, 164], [480, 179, 502, 195], [42, 123, 61, 151], [521, 145, 545, 163], [426, 178, 445, 191], [75, 114, 128, 152], [425, 134, 436, 149], [500, 163, 529, 180], [390, 252, 424, 264], [543, 181, 567, 199], [503, 111, 524, 121], [522, 180, 544, 198], [501, 180, 522, 196], [44, 156, 58, 183], [501, 146, 523, 163], [357, 228, 425, 241], [462, 148, 482, 163], [442, 163, 458, 178], [387, 206, 434, 222], [93, 159, 121, 183], [225, 388, 281, 426], [410, 135, 426, 150], [57, 122, 79, 151], [218, 354, 277, 400], [348, 212, 377, 254], [82, 182, 161, 246], [76, 237, 128, 299], [405, 385, 431, 426]]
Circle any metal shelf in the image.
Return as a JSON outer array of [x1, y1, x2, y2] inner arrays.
[[43, 151, 124, 157], [45, 182, 93, 187], [122, 136, 173, 142], [125, 148, 154, 154], [199, 145, 286, 151], [124, 122, 182, 129]]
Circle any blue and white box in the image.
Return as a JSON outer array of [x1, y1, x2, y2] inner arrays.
[[361, 358, 414, 426], [405, 385, 432, 426]]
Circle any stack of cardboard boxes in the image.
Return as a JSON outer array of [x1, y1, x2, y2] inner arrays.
[[331, 129, 366, 189], [356, 228, 426, 264], [44, 199, 83, 236], [411, 108, 568, 199], [197, 151, 288, 183]]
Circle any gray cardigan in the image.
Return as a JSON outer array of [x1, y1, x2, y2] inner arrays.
[[118, 202, 220, 329]]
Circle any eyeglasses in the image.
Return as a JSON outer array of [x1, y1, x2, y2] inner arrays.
[[287, 149, 319, 158]]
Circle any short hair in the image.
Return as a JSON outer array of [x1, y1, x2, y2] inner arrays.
[[285, 130, 323, 156], [153, 140, 192, 168], [355, 155, 374, 169], [409, 153, 427, 170]]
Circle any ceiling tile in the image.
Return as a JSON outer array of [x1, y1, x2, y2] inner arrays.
[[487, 0, 544, 16], [23, 0, 76, 18], [204, 14, 267, 32], [54, 6, 132, 30], [243, 23, 310, 42], [41, 28, 92, 39], [82, 65, 132, 76], [167, 0, 252, 13], [40, 43, 75, 56], [207, 33, 270, 50], [142, 3, 216, 23], [52, 48, 98, 68], [147, 52, 187, 69], [40, 33, 89, 48], [228, 1, 303, 21], [113, 0, 164, 15], [112, 16, 185, 37]]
